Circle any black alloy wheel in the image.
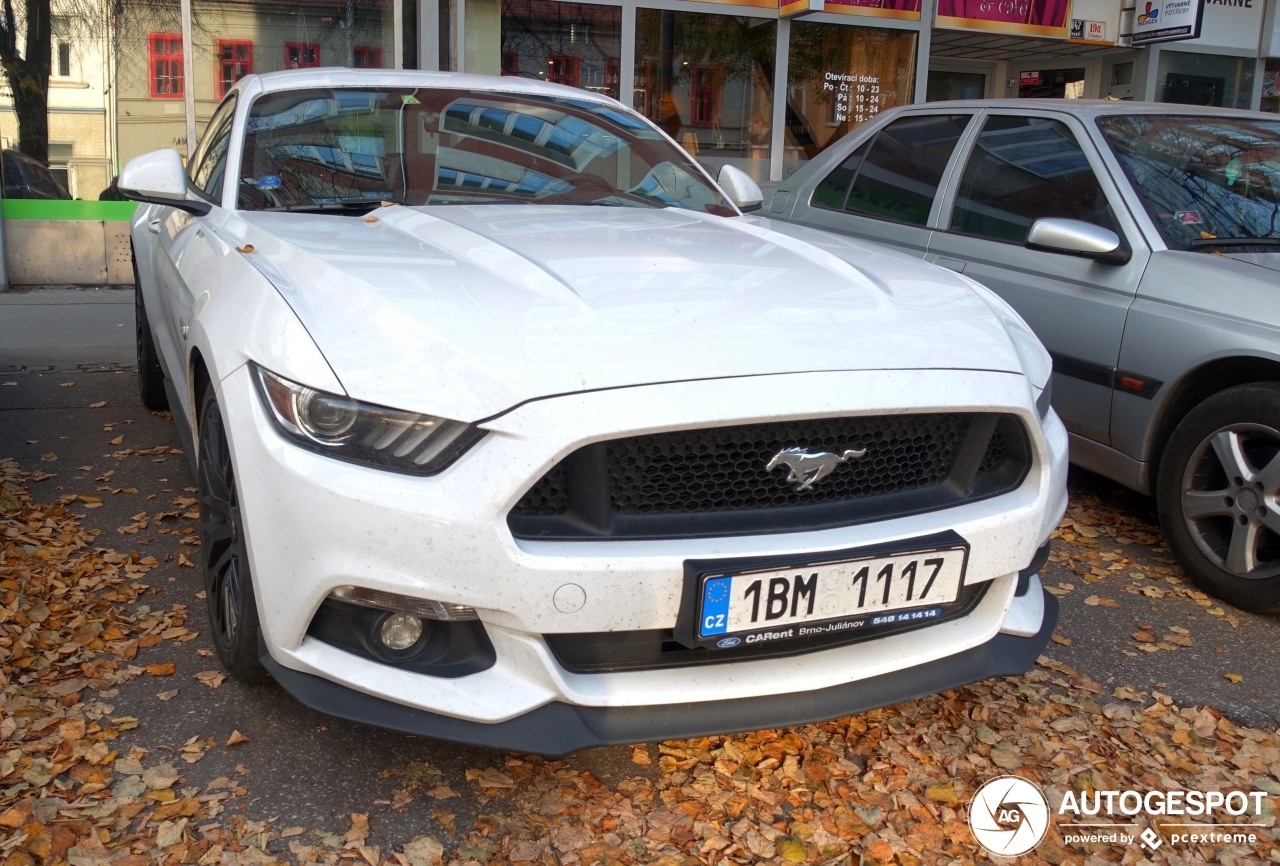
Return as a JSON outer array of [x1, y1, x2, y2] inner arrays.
[[197, 387, 269, 682], [1158, 383, 1280, 614]]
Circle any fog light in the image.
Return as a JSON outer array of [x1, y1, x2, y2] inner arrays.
[[379, 613, 424, 651]]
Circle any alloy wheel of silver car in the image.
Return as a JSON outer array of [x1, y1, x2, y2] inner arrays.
[[1159, 384, 1280, 614], [197, 387, 269, 683]]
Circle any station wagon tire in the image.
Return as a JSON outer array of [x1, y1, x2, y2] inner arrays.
[[134, 265, 168, 411], [1157, 384, 1280, 614], [198, 387, 269, 683]]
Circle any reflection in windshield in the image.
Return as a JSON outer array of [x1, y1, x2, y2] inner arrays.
[[239, 87, 732, 215], [1098, 114, 1280, 252]]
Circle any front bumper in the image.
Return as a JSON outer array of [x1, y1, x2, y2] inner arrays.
[[215, 364, 1069, 743], [263, 588, 1058, 756]]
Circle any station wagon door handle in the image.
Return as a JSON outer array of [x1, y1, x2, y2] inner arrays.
[[147, 219, 161, 234]]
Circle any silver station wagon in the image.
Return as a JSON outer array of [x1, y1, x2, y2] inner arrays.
[[764, 100, 1280, 613]]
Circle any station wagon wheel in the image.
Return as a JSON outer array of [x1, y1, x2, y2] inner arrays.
[[1158, 384, 1280, 614], [133, 256, 168, 411], [198, 387, 269, 682]]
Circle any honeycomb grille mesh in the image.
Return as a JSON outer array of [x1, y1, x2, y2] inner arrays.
[[514, 463, 568, 517], [511, 413, 1019, 522], [605, 414, 967, 515]]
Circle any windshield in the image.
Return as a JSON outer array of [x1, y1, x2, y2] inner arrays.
[[239, 87, 733, 215], [1098, 114, 1280, 253]]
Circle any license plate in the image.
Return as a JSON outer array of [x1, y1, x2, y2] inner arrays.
[[695, 540, 967, 646]]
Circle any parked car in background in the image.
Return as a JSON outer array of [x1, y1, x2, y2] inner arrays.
[[1, 149, 71, 200], [765, 100, 1280, 614], [119, 69, 1067, 753]]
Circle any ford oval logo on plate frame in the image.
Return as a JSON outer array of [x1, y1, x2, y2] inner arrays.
[[716, 636, 742, 648]]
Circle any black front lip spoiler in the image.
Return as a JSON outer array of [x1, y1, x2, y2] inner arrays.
[[261, 590, 1058, 757]]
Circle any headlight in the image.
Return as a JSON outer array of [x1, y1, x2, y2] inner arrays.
[[253, 365, 484, 475]]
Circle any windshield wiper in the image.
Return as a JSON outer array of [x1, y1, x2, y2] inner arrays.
[[256, 199, 399, 215], [1190, 236, 1280, 248]]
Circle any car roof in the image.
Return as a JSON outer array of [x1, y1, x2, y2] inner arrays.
[[899, 98, 1278, 122], [230, 67, 622, 107]]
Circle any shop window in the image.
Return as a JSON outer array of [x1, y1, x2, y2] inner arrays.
[[785, 21, 917, 169], [53, 17, 72, 78], [690, 67, 722, 127], [217, 41, 252, 97], [353, 46, 383, 68], [502, 52, 519, 76], [951, 116, 1116, 243], [286, 43, 321, 69], [635, 10, 776, 178], [149, 33, 183, 98], [547, 55, 580, 88], [823, 114, 970, 226]]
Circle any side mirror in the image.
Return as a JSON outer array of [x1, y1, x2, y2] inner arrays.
[[717, 164, 764, 213], [1025, 217, 1130, 265], [118, 149, 211, 216]]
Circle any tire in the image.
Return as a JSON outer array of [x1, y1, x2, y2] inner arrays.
[[1157, 383, 1280, 614], [134, 263, 169, 411], [197, 387, 270, 683]]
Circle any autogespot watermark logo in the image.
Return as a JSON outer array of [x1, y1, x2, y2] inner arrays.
[[967, 777, 1270, 856], [968, 776, 1051, 856]]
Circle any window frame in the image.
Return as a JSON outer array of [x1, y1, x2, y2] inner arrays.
[[216, 40, 253, 98], [547, 55, 580, 88], [149, 33, 184, 99], [285, 42, 321, 69], [352, 46, 383, 69], [53, 16, 72, 78]]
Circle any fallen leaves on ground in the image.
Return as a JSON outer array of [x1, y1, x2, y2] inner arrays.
[[3, 460, 1277, 866]]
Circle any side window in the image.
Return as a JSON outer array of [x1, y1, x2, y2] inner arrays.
[[951, 115, 1118, 243], [813, 114, 971, 226], [189, 97, 237, 201]]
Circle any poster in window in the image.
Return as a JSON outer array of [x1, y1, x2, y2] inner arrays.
[[936, 0, 1073, 38]]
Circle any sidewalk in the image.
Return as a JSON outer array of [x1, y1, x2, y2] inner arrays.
[[0, 286, 135, 370]]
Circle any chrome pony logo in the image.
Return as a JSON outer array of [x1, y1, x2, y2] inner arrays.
[[766, 446, 866, 491]]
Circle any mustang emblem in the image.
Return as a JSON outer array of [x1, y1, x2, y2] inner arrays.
[[767, 446, 867, 491]]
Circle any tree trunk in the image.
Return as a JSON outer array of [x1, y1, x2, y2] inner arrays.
[[3, 0, 52, 164]]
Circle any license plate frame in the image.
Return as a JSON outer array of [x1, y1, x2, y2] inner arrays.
[[675, 531, 970, 650]]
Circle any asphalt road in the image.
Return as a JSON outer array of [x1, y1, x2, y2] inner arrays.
[[2, 286, 1278, 855]]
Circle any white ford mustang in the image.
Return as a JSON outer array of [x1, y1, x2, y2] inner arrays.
[[120, 68, 1068, 755]]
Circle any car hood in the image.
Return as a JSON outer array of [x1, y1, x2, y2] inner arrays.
[[1219, 250, 1280, 275], [232, 206, 1024, 421]]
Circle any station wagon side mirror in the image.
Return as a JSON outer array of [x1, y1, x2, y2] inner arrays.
[[1025, 217, 1130, 265], [117, 149, 212, 216], [718, 165, 764, 213]]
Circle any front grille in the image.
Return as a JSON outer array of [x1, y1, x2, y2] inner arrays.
[[510, 413, 1030, 541]]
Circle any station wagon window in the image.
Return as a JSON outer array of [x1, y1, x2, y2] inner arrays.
[[814, 114, 971, 226], [951, 116, 1118, 243]]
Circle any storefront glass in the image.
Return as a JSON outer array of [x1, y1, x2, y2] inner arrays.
[[785, 21, 915, 175], [1156, 51, 1254, 110], [501, 0, 622, 99], [634, 9, 776, 180]]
